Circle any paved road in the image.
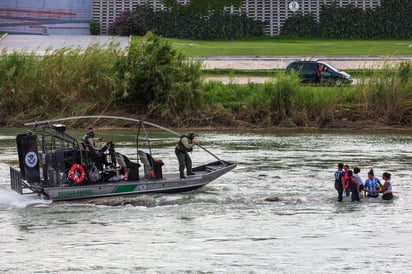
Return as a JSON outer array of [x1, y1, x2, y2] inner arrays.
[[1, 34, 410, 71], [0, 34, 130, 55], [202, 56, 412, 70]]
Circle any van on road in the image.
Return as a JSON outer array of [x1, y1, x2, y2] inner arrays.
[[286, 60, 353, 85]]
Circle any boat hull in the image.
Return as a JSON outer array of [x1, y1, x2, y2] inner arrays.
[[20, 161, 236, 201]]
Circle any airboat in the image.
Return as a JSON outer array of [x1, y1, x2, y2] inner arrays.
[[9, 116, 236, 201]]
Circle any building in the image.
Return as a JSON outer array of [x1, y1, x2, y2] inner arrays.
[[0, 0, 381, 36], [0, 0, 93, 35], [94, 0, 381, 36]]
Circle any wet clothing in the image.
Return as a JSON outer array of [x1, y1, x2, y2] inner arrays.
[[349, 176, 360, 202], [382, 180, 393, 200], [175, 135, 196, 178], [353, 173, 364, 191], [364, 177, 381, 198], [382, 192, 393, 200], [334, 169, 345, 202], [343, 172, 350, 197]]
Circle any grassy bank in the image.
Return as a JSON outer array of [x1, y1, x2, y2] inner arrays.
[[200, 64, 412, 128], [0, 36, 411, 129], [143, 37, 412, 57]]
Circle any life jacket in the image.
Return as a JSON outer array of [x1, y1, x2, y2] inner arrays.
[[83, 133, 96, 148], [176, 135, 193, 152]]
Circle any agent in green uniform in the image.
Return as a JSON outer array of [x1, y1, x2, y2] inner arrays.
[[175, 133, 196, 178]]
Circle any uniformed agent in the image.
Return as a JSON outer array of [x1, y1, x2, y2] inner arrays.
[[175, 133, 196, 178]]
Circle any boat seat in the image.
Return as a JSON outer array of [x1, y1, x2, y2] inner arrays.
[[115, 152, 140, 169], [138, 150, 154, 179], [116, 153, 127, 169]]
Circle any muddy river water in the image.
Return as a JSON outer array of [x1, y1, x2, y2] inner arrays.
[[0, 128, 411, 273]]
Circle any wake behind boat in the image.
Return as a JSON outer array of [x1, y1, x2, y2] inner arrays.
[[10, 116, 236, 201]]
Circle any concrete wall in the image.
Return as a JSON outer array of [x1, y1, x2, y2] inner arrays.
[[0, 0, 93, 35]]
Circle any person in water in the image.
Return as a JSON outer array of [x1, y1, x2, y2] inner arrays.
[[380, 172, 393, 200], [347, 169, 360, 202], [175, 133, 196, 179], [343, 164, 350, 197], [353, 167, 364, 192], [364, 169, 381, 198], [334, 163, 345, 202]]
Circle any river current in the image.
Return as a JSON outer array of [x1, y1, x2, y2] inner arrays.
[[0, 128, 411, 273]]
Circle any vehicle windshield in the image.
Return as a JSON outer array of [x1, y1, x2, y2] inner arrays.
[[319, 62, 339, 72]]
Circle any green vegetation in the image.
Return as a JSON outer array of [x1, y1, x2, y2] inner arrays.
[[89, 20, 100, 35], [0, 35, 411, 129], [110, 4, 263, 40], [136, 38, 412, 57], [281, 0, 412, 39], [201, 65, 412, 128], [109, 0, 411, 40], [0, 34, 202, 126], [162, 0, 244, 14], [115, 33, 203, 121]]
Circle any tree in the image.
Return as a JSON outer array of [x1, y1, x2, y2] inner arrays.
[[115, 33, 203, 121], [163, 0, 244, 15]]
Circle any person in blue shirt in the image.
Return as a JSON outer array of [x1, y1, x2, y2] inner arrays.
[[364, 169, 381, 198], [334, 163, 345, 202]]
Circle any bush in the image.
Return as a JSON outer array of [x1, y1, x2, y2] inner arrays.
[[89, 20, 100, 35], [280, 13, 319, 38], [280, 0, 412, 39], [110, 6, 264, 40], [114, 33, 203, 124]]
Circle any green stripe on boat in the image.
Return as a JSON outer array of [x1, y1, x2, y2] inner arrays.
[[113, 185, 137, 193]]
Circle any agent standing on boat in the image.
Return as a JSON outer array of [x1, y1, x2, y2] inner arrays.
[[175, 133, 196, 178], [380, 172, 393, 200], [334, 163, 345, 202]]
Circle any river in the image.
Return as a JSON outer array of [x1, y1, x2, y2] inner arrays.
[[0, 128, 411, 273]]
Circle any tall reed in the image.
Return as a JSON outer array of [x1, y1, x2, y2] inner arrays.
[[200, 62, 412, 128], [0, 37, 411, 128], [355, 61, 412, 124], [0, 44, 124, 124]]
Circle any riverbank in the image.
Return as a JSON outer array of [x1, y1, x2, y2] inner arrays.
[[5, 109, 410, 131], [1, 35, 411, 130]]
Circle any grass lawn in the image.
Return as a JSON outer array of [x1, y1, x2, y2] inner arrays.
[[134, 37, 412, 57]]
